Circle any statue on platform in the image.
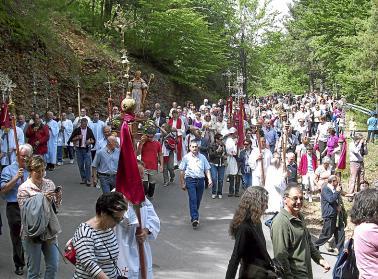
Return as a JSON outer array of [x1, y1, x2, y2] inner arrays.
[[129, 71, 147, 114]]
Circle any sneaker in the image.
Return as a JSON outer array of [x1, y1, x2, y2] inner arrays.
[[192, 220, 199, 229], [163, 182, 169, 187], [57, 162, 63, 166], [69, 159, 74, 164], [211, 194, 216, 199], [325, 242, 334, 253], [218, 195, 222, 199]]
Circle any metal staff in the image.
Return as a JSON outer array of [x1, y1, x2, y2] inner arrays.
[[77, 81, 81, 118], [9, 98, 22, 181], [255, 124, 265, 186], [134, 205, 147, 279], [105, 76, 113, 124]]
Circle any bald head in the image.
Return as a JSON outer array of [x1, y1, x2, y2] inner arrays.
[[107, 135, 119, 150]]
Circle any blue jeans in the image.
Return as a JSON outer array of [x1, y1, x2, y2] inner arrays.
[[242, 173, 252, 189], [22, 238, 59, 279], [98, 174, 116, 193], [57, 146, 63, 163], [185, 177, 205, 222], [76, 147, 92, 182], [210, 164, 225, 195]]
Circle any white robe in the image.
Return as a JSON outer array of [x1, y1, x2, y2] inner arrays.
[[248, 148, 272, 187], [89, 120, 105, 151], [265, 165, 286, 213], [57, 119, 73, 147], [116, 199, 160, 279], [225, 137, 238, 176], [0, 127, 25, 165], [46, 119, 59, 164]]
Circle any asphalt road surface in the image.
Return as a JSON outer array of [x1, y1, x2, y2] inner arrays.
[[0, 162, 337, 278]]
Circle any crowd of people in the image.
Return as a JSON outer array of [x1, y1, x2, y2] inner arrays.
[[0, 90, 377, 278]]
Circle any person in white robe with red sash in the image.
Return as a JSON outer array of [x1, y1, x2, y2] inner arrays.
[[168, 109, 185, 166]]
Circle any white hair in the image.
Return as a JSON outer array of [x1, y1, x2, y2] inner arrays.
[[19, 144, 33, 156]]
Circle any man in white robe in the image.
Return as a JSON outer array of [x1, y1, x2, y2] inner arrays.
[[115, 162, 160, 279], [45, 112, 59, 170], [89, 111, 105, 160], [248, 137, 272, 187], [57, 113, 74, 165], [0, 127, 25, 167]]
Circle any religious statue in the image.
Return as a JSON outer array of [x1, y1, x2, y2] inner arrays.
[[129, 70, 147, 114]]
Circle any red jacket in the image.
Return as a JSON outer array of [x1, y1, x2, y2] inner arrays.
[[26, 124, 50, 155], [298, 153, 317, 175]]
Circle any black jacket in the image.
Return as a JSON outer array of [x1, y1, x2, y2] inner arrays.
[[68, 126, 96, 149], [226, 220, 274, 279]]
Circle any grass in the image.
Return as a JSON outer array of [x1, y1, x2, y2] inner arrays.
[[303, 113, 378, 239]]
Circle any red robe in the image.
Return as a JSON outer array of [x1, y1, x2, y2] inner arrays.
[[168, 117, 183, 161], [26, 124, 50, 155]]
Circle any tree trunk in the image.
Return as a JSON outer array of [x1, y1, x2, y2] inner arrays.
[[104, 0, 113, 22]]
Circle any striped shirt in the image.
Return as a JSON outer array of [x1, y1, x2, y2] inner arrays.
[[73, 223, 119, 279]]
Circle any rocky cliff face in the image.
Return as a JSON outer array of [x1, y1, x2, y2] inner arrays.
[[0, 14, 214, 119]]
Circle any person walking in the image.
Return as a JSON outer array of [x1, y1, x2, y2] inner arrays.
[[314, 175, 345, 253], [226, 186, 277, 279], [26, 113, 49, 158], [137, 127, 163, 199], [45, 111, 59, 171], [179, 141, 212, 229], [208, 133, 227, 199], [350, 188, 378, 278], [72, 192, 127, 279], [57, 112, 74, 165], [239, 139, 253, 189], [271, 185, 331, 278], [68, 118, 96, 186], [347, 133, 368, 200], [92, 136, 120, 193], [17, 155, 62, 279], [0, 144, 32, 275]]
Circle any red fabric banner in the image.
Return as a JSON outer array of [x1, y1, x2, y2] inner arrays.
[[0, 103, 11, 129], [116, 113, 145, 205], [237, 99, 245, 148]]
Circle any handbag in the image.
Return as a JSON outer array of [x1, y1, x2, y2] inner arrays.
[[333, 238, 359, 279], [64, 238, 77, 265]]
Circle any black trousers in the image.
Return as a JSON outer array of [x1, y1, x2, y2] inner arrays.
[[6, 202, 24, 268], [143, 181, 156, 198], [228, 175, 240, 195], [315, 215, 345, 252]]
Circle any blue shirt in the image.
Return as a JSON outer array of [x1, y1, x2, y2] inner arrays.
[[367, 116, 377, 131], [179, 152, 211, 178], [91, 146, 120, 175], [1, 161, 29, 202], [262, 127, 278, 145]]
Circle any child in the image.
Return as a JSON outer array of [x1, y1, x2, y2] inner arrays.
[[348, 116, 357, 138]]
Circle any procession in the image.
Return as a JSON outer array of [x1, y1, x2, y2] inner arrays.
[[1, 0, 378, 279]]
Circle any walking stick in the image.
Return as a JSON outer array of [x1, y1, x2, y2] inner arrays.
[[255, 124, 265, 186]]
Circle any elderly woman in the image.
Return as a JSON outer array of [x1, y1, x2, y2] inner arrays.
[[72, 192, 127, 279], [350, 188, 378, 278], [17, 155, 62, 279], [226, 187, 277, 279], [314, 156, 332, 192]]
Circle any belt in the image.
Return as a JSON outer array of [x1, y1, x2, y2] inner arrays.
[[98, 172, 116, 177]]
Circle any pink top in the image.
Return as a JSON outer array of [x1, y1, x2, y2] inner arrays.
[[354, 222, 378, 278]]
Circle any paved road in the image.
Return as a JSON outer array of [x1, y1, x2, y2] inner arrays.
[[0, 163, 337, 278]]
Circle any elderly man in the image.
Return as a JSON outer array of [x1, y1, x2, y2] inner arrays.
[[68, 118, 96, 186], [262, 120, 278, 154], [179, 141, 212, 229], [315, 175, 345, 253], [272, 185, 331, 278], [92, 136, 120, 193], [248, 137, 272, 187], [16, 115, 28, 134], [45, 111, 59, 170], [0, 144, 33, 275]]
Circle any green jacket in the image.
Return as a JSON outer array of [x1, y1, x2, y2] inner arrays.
[[271, 208, 323, 279]]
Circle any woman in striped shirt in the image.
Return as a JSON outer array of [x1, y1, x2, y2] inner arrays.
[[72, 192, 127, 279]]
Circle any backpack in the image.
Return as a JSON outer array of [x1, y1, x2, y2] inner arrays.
[[333, 238, 359, 279]]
